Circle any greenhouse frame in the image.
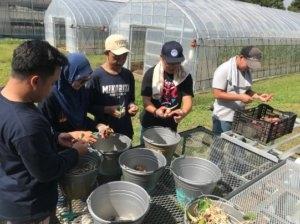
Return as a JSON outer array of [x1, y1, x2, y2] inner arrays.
[[0, 0, 50, 39], [111, 0, 300, 91], [44, 0, 126, 54]]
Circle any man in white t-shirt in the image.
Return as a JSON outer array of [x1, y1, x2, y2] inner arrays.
[[212, 46, 272, 135]]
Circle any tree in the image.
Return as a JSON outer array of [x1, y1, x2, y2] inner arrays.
[[288, 0, 300, 12], [237, 0, 285, 9]]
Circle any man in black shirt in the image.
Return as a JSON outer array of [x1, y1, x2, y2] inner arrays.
[[141, 41, 193, 132], [0, 40, 88, 223], [86, 34, 138, 139]]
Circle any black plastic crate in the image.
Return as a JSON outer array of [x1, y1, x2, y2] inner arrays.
[[232, 104, 297, 144]]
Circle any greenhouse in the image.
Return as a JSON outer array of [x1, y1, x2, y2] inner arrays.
[[0, 0, 50, 39], [44, 0, 126, 53], [110, 0, 300, 91]]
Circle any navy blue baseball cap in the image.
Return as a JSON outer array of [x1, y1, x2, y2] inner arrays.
[[161, 41, 185, 64]]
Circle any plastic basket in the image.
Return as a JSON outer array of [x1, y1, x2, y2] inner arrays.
[[232, 104, 297, 144]]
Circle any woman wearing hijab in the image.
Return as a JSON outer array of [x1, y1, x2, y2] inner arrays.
[[39, 53, 111, 142]]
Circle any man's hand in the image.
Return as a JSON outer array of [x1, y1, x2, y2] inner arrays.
[[240, 93, 253, 104], [58, 133, 75, 148], [72, 140, 89, 156], [104, 105, 125, 118], [155, 106, 168, 118], [128, 103, 139, 116], [97, 123, 114, 139], [169, 109, 186, 123], [69, 131, 97, 144], [258, 93, 273, 102], [190, 39, 197, 48]]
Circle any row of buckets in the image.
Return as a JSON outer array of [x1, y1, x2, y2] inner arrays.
[[60, 126, 222, 223]]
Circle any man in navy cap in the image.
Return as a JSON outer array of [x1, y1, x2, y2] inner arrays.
[[140, 41, 194, 135]]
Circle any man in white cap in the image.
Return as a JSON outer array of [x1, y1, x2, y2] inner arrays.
[[86, 34, 138, 140], [212, 46, 272, 135]]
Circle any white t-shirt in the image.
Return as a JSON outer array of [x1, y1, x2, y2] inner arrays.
[[212, 57, 252, 122]]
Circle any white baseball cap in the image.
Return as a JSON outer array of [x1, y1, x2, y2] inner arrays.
[[105, 34, 130, 55]]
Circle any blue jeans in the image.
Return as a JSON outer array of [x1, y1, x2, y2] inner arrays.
[[212, 117, 232, 136]]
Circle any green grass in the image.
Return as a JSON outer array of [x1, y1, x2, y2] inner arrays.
[[1, 39, 299, 145], [250, 75, 300, 113], [86, 54, 106, 69], [0, 39, 24, 85], [0, 38, 106, 85], [130, 74, 300, 145]]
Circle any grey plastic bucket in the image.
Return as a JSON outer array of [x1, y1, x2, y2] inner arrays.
[[184, 195, 245, 224], [119, 148, 167, 192], [87, 181, 150, 224], [90, 133, 131, 180], [60, 151, 100, 200], [142, 126, 181, 165], [170, 156, 222, 207]]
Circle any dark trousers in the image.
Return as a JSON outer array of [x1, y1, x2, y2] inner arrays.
[[2, 210, 57, 224]]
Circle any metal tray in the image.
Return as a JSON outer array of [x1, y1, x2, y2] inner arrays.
[[229, 160, 300, 224]]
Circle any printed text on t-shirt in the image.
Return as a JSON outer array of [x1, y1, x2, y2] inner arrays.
[[102, 84, 130, 97]]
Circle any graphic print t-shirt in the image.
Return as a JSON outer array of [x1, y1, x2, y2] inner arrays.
[[86, 67, 135, 139], [160, 74, 179, 109], [141, 66, 193, 131]]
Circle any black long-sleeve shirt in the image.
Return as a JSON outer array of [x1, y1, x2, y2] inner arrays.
[[38, 91, 97, 133], [0, 93, 78, 222]]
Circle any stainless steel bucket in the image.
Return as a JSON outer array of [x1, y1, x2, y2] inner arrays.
[[170, 156, 222, 207], [90, 134, 131, 182], [87, 181, 150, 224], [60, 152, 100, 200], [142, 126, 181, 165], [184, 195, 245, 224], [119, 148, 167, 193]]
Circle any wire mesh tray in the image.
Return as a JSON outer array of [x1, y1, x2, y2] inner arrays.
[[54, 126, 282, 223], [55, 169, 185, 224], [229, 160, 300, 224], [55, 168, 234, 224], [209, 137, 280, 195]]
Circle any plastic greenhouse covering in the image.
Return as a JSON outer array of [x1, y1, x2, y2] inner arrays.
[[111, 0, 300, 91], [45, 0, 125, 53], [0, 0, 50, 39]]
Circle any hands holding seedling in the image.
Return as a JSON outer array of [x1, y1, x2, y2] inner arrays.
[[104, 103, 138, 118], [104, 105, 126, 119], [69, 131, 97, 143], [257, 93, 273, 102], [170, 109, 186, 123], [58, 132, 89, 156], [128, 103, 139, 116], [96, 123, 114, 139], [154, 106, 186, 123]]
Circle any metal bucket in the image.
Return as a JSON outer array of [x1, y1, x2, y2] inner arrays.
[[170, 156, 222, 207], [119, 148, 167, 193], [87, 181, 150, 224], [142, 126, 181, 165], [184, 195, 245, 224], [60, 152, 100, 200], [90, 134, 131, 182]]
